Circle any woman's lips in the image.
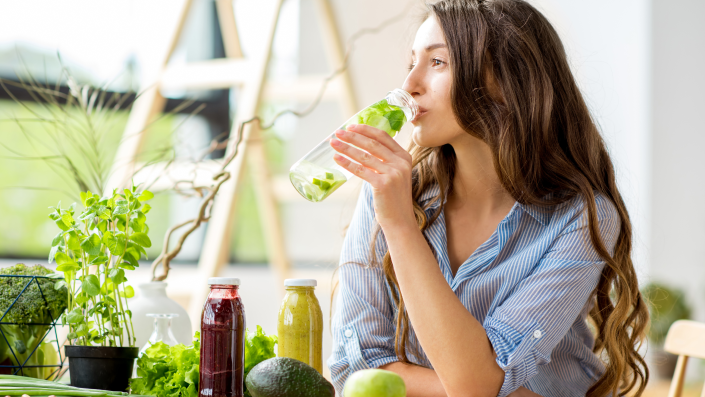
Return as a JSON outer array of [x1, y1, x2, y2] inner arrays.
[[412, 107, 428, 123]]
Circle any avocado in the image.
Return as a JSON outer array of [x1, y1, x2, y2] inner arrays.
[[245, 357, 335, 397]]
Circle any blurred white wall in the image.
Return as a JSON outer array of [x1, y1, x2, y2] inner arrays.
[[650, 0, 705, 322]]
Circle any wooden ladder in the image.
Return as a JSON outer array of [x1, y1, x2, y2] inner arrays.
[[105, 0, 358, 327]]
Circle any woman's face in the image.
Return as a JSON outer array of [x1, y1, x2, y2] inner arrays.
[[402, 16, 466, 148]]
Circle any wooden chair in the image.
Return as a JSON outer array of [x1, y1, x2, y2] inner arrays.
[[664, 320, 705, 397]]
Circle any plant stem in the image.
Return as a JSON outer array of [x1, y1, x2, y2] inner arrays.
[[122, 289, 136, 346]]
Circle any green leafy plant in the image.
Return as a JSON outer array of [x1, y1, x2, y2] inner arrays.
[[0, 264, 67, 379], [49, 185, 155, 347], [130, 332, 201, 397], [642, 282, 692, 346]]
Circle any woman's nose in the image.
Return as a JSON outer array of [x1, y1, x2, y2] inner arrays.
[[402, 67, 423, 97]]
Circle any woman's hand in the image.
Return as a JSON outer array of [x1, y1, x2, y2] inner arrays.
[[331, 124, 417, 231]]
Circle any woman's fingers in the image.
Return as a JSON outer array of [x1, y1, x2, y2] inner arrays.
[[333, 127, 397, 163], [346, 124, 412, 161], [333, 153, 382, 184], [330, 137, 392, 174]]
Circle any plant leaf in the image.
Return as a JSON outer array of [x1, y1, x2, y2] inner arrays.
[[138, 190, 154, 201], [80, 233, 102, 256], [67, 233, 81, 251], [83, 274, 101, 296], [55, 251, 73, 266], [48, 245, 59, 264], [130, 232, 152, 248], [113, 206, 129, 216], [124, 251, 140, 268], [97, 206, 111, 220], [55, 219, 70, 231], [75, 292, 90, 305], [89, 255, 109, 265], [66, 308, 84, 324], [51, 232, 64, 247], [103, 231, 125, 256], [109, 268, 126, 284], [119, 285, 135, 298], [61, 211, 75, 227], [56, 262, 80, 272]]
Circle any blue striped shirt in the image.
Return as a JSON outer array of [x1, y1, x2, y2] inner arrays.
[[327, 182, 620, 396]]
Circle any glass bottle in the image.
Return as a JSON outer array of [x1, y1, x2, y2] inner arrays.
[[277, 279, 323, 373], [140, 313, 179, 355], [289, 88, 418, 202], [199, 278, 246, 397]]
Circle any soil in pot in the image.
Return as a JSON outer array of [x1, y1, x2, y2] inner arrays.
[[65, 345, 139, 392]]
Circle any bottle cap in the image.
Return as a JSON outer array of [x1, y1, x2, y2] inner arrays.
[[208, 277, 240, 286], [284, 279, 317, 287]]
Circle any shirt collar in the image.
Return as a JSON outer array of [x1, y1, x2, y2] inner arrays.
[[518, 202, 551, 226], [418, 184, 551, 226]]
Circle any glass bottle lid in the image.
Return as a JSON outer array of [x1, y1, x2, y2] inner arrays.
[[284, 279, 317, 287], [208, 277, 241, 285]]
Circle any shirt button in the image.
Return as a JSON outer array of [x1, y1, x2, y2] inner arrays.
[[533, 330, 542, 339], [344, 329, 353, 338]]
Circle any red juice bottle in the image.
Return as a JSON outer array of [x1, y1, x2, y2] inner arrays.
[[199, 278, 246, 397]]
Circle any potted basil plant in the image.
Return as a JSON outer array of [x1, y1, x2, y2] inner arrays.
[[49, 185, 154, 391]]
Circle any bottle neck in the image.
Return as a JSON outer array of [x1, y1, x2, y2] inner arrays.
[[154, 317, 172, 336], [285, 286, 315, 292], [139, 282, 168, 297], [387, 88, 418, 120], [208, 285, 240, 299]]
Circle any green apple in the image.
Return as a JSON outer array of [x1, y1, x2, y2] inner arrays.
[[343, 369, 406, 397]]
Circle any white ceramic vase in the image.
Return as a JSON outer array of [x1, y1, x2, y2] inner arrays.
[[129, 281, 193, 348]]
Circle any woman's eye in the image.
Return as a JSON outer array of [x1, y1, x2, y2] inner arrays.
[[432, 58, 444, 66]]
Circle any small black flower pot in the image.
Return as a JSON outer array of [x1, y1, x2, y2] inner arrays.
[[65, 345, 139, 392]]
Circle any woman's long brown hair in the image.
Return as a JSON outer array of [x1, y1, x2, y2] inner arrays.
[[368, 0, 649, 395]]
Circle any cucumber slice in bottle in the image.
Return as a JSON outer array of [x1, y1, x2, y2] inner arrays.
[[312, 178, 322, 186], [365, 115, 393, 136], [320, 180, 332, 190], [325, 172, 334, 180]]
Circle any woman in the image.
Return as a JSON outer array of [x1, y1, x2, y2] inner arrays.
[[327, 0, 649, 396]]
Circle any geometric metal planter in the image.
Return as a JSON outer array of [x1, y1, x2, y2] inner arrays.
[[0, 274, 66, 380]]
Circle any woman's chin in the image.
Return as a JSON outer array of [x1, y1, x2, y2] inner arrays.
[[411, 128, 446, 148]]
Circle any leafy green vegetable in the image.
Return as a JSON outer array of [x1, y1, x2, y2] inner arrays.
[[244, 326, 278, 397], [0, 264, 67, 379], [130, 332, 201, 397]]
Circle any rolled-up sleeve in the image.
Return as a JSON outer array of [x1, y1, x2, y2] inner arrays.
[[484, 196, 621, 396], [327, 183, 399, 394]]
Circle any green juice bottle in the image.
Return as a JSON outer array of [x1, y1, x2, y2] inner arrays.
[[277, 279, 323, 373]]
